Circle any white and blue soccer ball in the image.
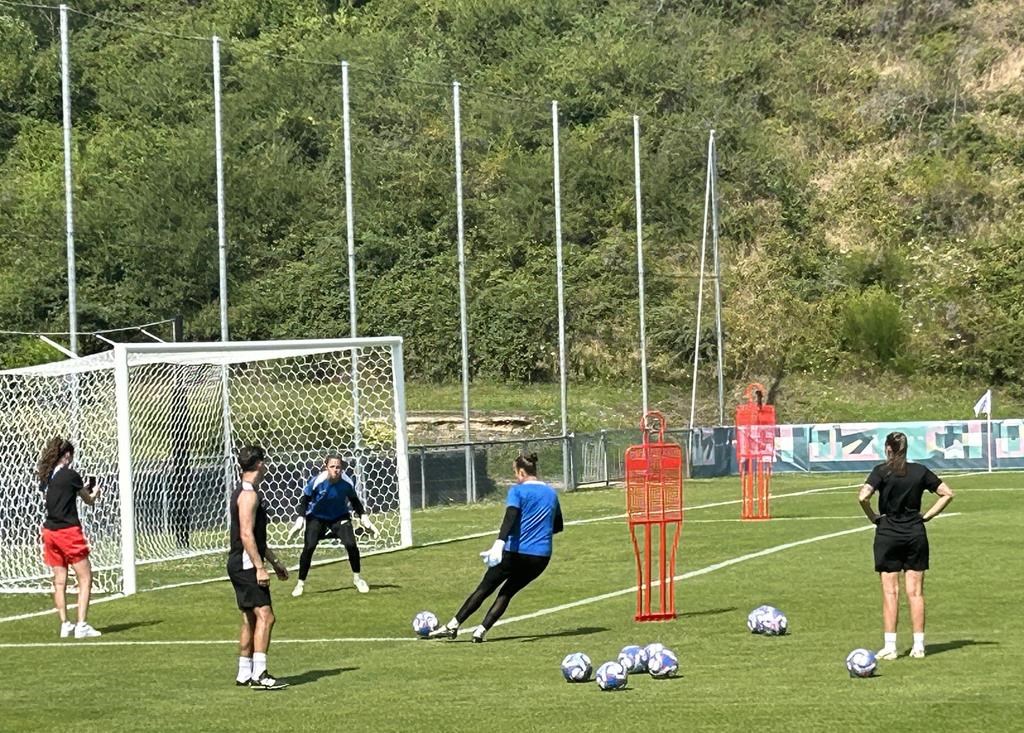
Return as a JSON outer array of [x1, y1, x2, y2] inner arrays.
[[412, 611, 438, 637], [748, 605, 788, 635], [560, 652, 593, 683], [617, 645, 649, 674], [846, 648, 877, 678], [595, 660, 629, 691], [647, 648, 679, 678]]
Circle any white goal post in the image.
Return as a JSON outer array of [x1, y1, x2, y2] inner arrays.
[[0, 337, 412, 597]]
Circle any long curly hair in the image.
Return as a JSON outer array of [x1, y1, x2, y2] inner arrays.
[[37, 437, 73, 486]]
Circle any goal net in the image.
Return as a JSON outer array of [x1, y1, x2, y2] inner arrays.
[[0, 338, 411, 596]]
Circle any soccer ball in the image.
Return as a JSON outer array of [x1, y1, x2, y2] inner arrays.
[[846, 648, 877, 678], [617, 645, 649, 674], [748, 605, 788, 635], [647, 648, 679, 678], [760, 607, 789, 636], [595, 661, 629, 691], [747, 604, 772, 633], [412, 611, 438, 637], [560, 652, 593, 683]]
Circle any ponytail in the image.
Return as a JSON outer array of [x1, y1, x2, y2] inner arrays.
[[884, 431, 908, 477]]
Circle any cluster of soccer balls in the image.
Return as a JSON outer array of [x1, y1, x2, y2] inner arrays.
[[561, 643, 679, 691], [417, 607, 874, 680]]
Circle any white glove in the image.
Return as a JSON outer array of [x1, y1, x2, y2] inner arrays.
[[359, 515, 379, 538], [480, 539, 504, 567], [288, 516, 305, 539]]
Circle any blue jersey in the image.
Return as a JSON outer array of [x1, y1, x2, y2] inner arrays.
[[505, 480, 560, 557], [303, 470, 361, 522]]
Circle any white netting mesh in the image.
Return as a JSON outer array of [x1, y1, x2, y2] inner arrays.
[[0, 339, 409, 595]]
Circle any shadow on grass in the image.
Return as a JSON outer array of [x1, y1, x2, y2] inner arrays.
[[315, 583, 401, 594], [919, 639, 998, 656], [678, 607, 736, 618], [487, 626, 609, 643], [286, 667, 358, 687], [98, 620, 163, 635]]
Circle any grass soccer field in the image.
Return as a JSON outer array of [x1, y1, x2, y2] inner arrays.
[[1, 471, 1021, 732]]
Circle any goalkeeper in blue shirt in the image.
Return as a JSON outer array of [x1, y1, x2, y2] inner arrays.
[[289, 454, 378, 597], [429, 452, 563, 642]]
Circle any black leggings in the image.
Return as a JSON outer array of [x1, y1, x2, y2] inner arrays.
[[455, 551, 550, 631], [298, 517, 360, 581]]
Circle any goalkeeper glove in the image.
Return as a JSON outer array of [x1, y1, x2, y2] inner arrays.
[[480, 539, 504, 567], [358, 515, 379, 538], [288, 516, 305, 539]]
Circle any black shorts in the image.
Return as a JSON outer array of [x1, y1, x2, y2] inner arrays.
[[484, 551, 550, 588], [873, 516, 929, 573], [228, 565, 272, 610]]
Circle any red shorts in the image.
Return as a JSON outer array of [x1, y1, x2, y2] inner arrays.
[[42, 526, 91, 567]]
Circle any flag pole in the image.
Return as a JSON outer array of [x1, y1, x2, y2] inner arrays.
[[987, 392, 993, 473]]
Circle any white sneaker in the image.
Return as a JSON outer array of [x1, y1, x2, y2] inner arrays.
[[59, 621, 75, 638], [291, 581, 304, 598], [353, 577, 369, 594], [909, 646, 925, 659], [876, 646, 898, 661], [75, 622, 101, 639]]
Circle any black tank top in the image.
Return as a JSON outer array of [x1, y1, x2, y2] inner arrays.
[[228, 481, 268, 567]]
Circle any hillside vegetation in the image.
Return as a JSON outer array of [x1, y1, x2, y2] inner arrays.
[[2, 0, 1022, 402]]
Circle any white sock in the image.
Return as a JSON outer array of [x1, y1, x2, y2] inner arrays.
[[882, 632, 897, 648], [472, 626, 486, 640], [446, 617, 460, 630], [252, 652, 267, 679], [237, 656, 252, 683], [353, 573, 361, 582], [295, 579, 304, 587], [912, 632, 924, 648]]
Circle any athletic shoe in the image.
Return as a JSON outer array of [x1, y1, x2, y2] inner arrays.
[[427, 624, 458, 640], [291, 581, 304, 597], [353, 577, 369, 594], [909, 647, 925, 659], [876, 646, 898, 661], [248, 671, 289, 690], [74, 622, 102, 639], [59, 621, 75, 638]]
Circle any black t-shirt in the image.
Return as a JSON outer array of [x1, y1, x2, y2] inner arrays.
[[42, 466, 85, 530], [865, 462, 942, 520]]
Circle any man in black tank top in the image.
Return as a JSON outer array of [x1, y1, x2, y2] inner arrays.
[[228, 445, 290, 690], [858, 431, 955, 661]]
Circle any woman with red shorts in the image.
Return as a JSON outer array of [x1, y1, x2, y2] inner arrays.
[[38, 437, 102, 639]]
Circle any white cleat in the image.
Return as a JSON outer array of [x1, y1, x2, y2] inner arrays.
[[909, 647, 925, 659], [876, 647, 898, 661], [291, 581, 304, 597], [74, 622, 102, 639], [353, 577, 369, 594], [59, 621, 75, 638]]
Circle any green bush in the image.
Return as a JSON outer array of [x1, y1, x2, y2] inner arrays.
[[841, 286, 909, 365]]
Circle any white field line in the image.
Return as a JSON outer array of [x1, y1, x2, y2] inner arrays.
[[0, 512, 961, 648]]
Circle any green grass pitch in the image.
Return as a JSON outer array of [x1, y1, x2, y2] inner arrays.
[[1, 472, 1020, 732]]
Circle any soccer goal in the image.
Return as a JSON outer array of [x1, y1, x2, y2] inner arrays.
[[0, 338, 412, 596]]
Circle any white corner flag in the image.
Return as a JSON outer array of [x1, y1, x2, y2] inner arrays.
[[973, 389, 992, 417]]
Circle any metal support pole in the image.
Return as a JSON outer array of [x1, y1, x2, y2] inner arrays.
[[212, 36, 229, 342], [552, 101, 571, 490], [59, 5, 78, 356], [453, 81, 475, 502]]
